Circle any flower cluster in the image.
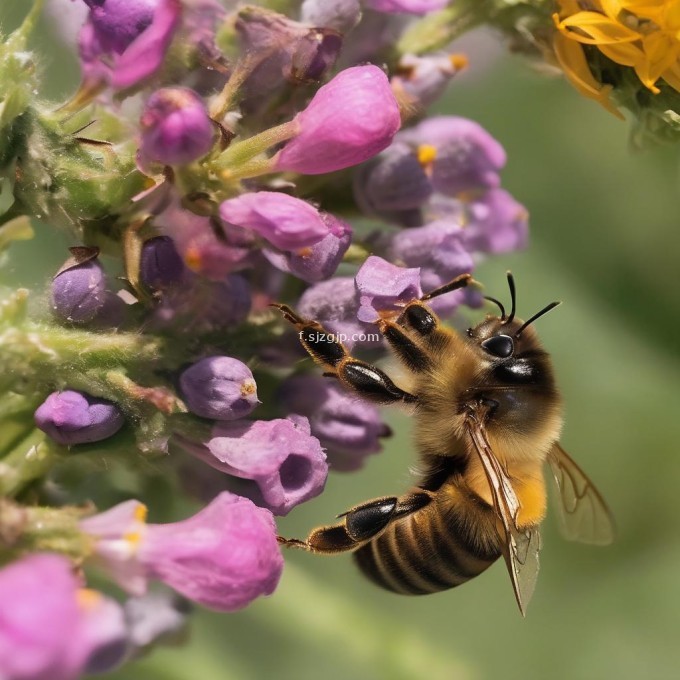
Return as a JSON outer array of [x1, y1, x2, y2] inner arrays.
[[0, 0, 532, 676]]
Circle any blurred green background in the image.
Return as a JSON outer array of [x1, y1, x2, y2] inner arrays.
[[2, 2, 680, 679]]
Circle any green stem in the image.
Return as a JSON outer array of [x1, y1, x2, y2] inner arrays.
[[0, 428, 59, 497], [210, 120, 298, 173]]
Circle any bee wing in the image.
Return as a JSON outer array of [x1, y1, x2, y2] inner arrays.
[[548, 443, 615, 545], [465, 412, 540, 617]]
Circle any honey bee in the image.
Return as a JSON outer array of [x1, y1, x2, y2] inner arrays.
[[273, 272, 614, 615]]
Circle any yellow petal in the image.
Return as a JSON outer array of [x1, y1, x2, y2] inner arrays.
[[635, 32, 680, 91], [558, 11, 641, 44], [661, 60, 680, 91], [597, 40, 647, 67], [552, 33, 625, 118]]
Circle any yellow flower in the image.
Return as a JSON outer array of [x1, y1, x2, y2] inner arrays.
[[553, 1, 680, 112]]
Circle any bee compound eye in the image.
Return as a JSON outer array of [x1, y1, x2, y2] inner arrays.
[[480, 334, 514, 358]]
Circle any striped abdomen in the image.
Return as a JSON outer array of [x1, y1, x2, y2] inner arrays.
[[353, 486, 502, 595]]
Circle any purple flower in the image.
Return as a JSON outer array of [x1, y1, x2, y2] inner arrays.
[[463, 189, 529, 254], [262, 214, 352, 283], [78, 590, 129, 675], [0, 553, 126, 680], [80, 493, 284, 611], [52, 259, 108, 324], [300, 0, 362, 33], [236, 7, 342, 86], [398, 116, 506, 196], [158, 196, 255, 280], [355, 255, 422, 323], [363, 0, 449, 14], [219, 192, 331, 251], [392, 53, 466, 107], [139, 88, 214, 166], [353, 142, 432, 218], [188, 416, 328, 515], [298, 277, 380, 349], [140, 236, 186, 290], [123, 592, 189, 653], [151, 274, 251, 333], [77, 0, 181, 91], [281, 375, 391, 471], [386, 220, 473, 291], [35, 391, 125, 446], [179, 356, 258, 421], [274, 65, 401, 175]]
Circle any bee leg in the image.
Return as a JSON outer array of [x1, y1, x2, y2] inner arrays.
[[271, 303, 417, 404], [420, 273, 476, 302], [270, 303, 348, 369], [377, 318, 432, 372], [279, 493, 431, 554], [391, 272, 477, 342], [335, 359, 418, 405]]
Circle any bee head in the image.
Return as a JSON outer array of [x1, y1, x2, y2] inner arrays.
[[467, 272, 561, 359]]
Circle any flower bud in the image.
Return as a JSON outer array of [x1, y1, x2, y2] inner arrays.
[[281, 375, 391, 471], [81, 493, 283, 611], [140, 236, 186, 290], [140, 87, 214, 166], [124, 592, 189, 652], [262, 214, 352, 283], [77, 0, 181, 91], [219, 192, 330, 251], [195, 416, 328, 515], [52, 259, 108, 324], [364, 0, 448, 14], [35, 391, 125, 445], [300, 0, 362, 34], [274, 65, 401, 175], [355, 255, 422, 323], [179, 356, 258, 421]]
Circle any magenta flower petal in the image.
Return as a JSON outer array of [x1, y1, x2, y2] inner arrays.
[[355, 255, 422, 323], [141, 492, 283, 611], [0, 554, 84, 680], [219, 192, 330, 250], [275, 65, 401, 175], [111, 0, 182, 90], [263, 214, 352, 283], [140, 88, 214, 166], [200, 416, 328, 515]]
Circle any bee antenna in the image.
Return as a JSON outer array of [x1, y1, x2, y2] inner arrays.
[[514, 301, 561, 337], [483, 296, 506, 320], [505, 272, 516, 324]]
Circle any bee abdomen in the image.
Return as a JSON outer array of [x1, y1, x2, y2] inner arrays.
[[353, 505, 501, 595]]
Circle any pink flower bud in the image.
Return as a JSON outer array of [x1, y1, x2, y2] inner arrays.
[[140, 87, 214, 166], [274, 65, 401, 174]]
